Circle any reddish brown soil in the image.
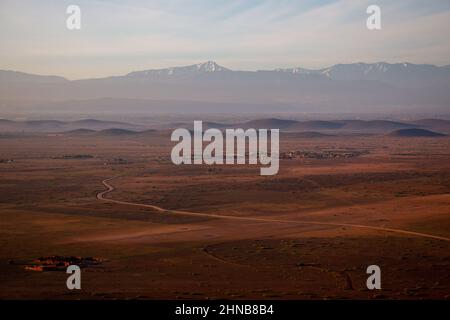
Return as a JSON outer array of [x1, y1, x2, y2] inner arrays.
[[0, 133, 449, 299]]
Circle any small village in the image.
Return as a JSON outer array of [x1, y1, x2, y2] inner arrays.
[[280, 149, 369, 160]]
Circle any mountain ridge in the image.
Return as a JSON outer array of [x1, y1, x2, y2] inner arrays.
[[2, 61, 450, 82], [1, 61, 449, 114], [2, 117, 449, 134]]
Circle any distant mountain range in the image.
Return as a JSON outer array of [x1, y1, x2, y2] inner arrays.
[[180, 118, 450, 134], [275, 62, 450, 87], [1, 117, 450, 135], [1, 61, 449, 114], [0, 119, 144, 132]]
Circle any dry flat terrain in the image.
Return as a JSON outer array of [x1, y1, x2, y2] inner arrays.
[[0, 131, 449, 299]]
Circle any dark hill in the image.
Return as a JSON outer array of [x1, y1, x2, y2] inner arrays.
[[64, 129, 96, 135], [388, 128, 446, 137], [96, 128, 137, 136]]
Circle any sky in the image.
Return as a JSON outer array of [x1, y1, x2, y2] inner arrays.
[[0, 0, 449, 79]]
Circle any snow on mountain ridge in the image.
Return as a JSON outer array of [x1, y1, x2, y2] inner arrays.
[[4, 61, 446, 89], [195, 61, 228, 72], [126, 61, 229, 78]]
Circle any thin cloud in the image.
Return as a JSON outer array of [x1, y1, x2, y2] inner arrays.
[[0, 0, 449, 79]]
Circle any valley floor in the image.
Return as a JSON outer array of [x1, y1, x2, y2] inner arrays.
[[0, 133, 449, 299]]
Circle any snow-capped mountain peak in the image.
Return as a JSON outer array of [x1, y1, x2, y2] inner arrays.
[[194, 61, 228, 72], [126, 61, 228, 78]]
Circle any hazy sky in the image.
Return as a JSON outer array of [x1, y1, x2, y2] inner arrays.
[[1, 0, 449, 79]]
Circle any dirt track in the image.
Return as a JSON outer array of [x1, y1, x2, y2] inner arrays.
[[97, 176, 450, 243]]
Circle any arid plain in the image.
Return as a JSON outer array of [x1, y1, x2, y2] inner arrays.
[[0, 124, 449, 299]]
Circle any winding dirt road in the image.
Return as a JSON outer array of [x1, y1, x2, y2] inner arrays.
[[97, 176, 450, 242]]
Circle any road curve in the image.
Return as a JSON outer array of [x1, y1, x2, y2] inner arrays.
[[97, 176, 450, 243]]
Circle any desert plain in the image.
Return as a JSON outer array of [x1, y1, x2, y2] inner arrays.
[[0, 123, 449, 300]]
